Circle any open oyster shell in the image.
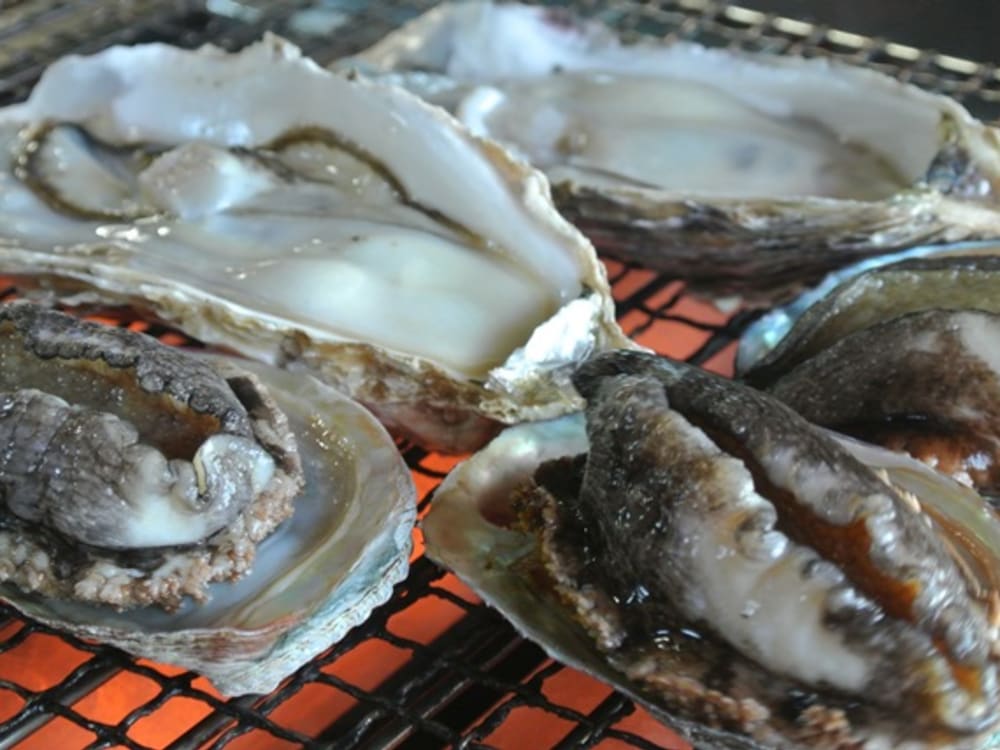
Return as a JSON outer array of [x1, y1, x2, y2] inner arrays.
[[352, 2, 1000, 299], [1, 350, 417, 697], [0, 35, 628, 453], [425, 350, 1000, 749]]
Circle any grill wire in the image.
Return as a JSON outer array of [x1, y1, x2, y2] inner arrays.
[[0, 1, 998, 748]]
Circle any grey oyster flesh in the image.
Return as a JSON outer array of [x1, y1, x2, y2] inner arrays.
[[741, 256, 1000, 494], [0, 37, 626, 454], [353, 2, 1000, 298], [0, 302, 303, 611], [512, 350, 1000, 745]]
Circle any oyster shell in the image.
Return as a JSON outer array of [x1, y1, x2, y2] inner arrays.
[[0, 301, 302, 610], [351, 2, 1000, 299], [740, 255, 1000, 494], [0, 312, 417, 696], [0, 35, 628, 453], [425, 350, 1000, 749]]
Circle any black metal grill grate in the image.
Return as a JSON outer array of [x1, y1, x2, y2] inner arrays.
[[0, 2, 997, 749]]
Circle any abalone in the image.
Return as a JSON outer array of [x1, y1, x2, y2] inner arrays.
[[0, 35, 628, 453], [351, 2, 1000, 299], [0, 303, 417, 695], [740, 255, 1000, 495], [425, 350, 1000, 749], [735, 239, 1000, 375], [0, 301, 302, 611]]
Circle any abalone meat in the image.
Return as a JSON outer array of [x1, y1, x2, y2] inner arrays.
[[425, 349, 1000, 749], [0, 302, 417, 695], [735, 239, 1000, 374], [740, 255, 1000, 495], [0, 35, 627, 453], [0, 300, 302, 611], [352, 2, 1000, 299]]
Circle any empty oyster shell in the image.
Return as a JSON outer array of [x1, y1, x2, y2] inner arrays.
[[0, 301, 302, 611], [352, 2, 1000, 299], [0, 34, 628, 453], [740, 255, 1000, 494], [0, 339, 416, 696], [425, 350, 1000, 749]]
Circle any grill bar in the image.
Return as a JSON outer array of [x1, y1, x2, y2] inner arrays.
[[0, 1, 997, 749], [0, 661, 120, 746]]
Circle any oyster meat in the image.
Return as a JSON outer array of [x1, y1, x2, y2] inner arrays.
[[425, 350, 1000, 749], [0, 303, 417, 695], [352, 2, 1000, 299], [0, 301, 302, 611], [740, 254, 1000, 495], [0, 35, 627, 453]]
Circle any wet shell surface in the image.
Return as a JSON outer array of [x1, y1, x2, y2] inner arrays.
[[0, 34, 628, 453], [425, 350, 1000, 749], [735, 239, 1000, 375], [352, 2, 1000, 299], [0, 306, 417, 696], [739, 253, 1000, 496]]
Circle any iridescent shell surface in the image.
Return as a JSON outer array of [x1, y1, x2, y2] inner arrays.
[[0, 323, 416, 696]]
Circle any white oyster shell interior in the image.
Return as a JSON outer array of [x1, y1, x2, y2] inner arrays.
[[0, 35, 599, 378], [2, 357, 417, 697], [356, 1, 998, 201]]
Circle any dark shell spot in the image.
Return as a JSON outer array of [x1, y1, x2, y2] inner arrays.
[[778, 689, 820, 723]]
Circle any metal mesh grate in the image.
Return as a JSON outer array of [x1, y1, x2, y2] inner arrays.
[[0, 2, 996, 749]]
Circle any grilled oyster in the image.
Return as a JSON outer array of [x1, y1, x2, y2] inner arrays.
[[352, 2, 1000, 299], [425, 350, 1000, 749], [0, 35, 627, 453], [0, 303, 417, 695], [740, 254, 1000, 495]]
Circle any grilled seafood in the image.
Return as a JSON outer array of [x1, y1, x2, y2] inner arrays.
[[0, 35, 627, 453], [351, 2, 1000, 299], [0, 303, 417, 695], [0, 301, 302, 611], [425, 350, 1000, 749], [741, 255, 1000, 495]]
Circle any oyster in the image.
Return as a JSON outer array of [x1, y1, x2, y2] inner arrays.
[[0, 301, 302, 610], [352, 2, 1000, 299], [0, 35, 627, 453], [0, 304, 417, 695], [425, 350, 1000, 749], [740, 255, 1000, 494]]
